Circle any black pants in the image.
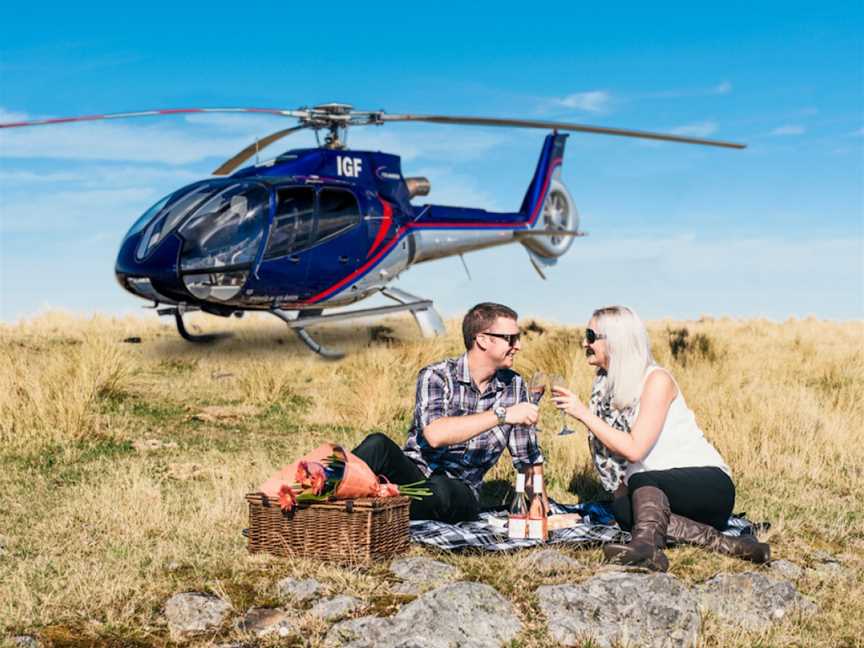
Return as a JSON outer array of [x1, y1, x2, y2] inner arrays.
[[352, 433, 480, 523], [612, 466, 735, 531]]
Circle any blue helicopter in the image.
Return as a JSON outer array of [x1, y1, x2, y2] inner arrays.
[[1, 103, 744, 357]]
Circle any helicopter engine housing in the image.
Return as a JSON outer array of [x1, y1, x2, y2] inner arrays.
[[520, 178, 578, 259]]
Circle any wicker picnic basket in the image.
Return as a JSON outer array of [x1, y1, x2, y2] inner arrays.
[[245, 492, 410, 564]]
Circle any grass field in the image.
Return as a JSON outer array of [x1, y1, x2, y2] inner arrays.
[[1, 311, 862, 647]]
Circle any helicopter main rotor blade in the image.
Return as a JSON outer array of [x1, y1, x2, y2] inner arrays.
[[212, 125, 308, 176], [0, 107, 306, 129], [380, 113, 745, 149]]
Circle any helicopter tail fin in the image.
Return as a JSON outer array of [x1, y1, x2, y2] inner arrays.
[[519, 132, 568, 223]]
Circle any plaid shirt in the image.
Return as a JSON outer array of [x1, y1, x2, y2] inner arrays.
[[403, 353, 544, 493]]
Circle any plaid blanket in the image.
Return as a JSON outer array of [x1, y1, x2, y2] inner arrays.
[[409, 499, 763, 552]]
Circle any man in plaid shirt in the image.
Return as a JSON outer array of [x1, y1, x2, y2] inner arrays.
[[353, 303, 544, 522]]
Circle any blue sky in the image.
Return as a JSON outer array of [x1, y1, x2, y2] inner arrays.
[[1, 2, 862, 324]]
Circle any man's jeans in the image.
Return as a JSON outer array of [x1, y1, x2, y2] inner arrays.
[[352, 433, 480, 523]]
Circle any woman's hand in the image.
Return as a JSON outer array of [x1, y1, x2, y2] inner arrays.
[[551, 386, 590, 422]]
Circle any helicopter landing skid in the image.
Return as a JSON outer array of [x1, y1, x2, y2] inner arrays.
[[269, 309, 344, 360], [158, 308, 234, 344], [269, 294, 445, 359]]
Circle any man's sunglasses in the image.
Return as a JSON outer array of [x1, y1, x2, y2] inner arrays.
[[481, 331, 521, 346], [584, 328, 607, 344]]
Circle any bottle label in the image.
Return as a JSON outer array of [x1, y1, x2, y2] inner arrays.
[[508, 517, 527, 539], [528, 519, 545, 540]]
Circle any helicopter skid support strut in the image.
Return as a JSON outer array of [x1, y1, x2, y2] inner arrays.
[[270, 292, 445, 359], [159, 307, 234, 344]]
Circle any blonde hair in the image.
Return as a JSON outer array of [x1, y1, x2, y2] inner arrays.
[[592, 305, 654, 410]]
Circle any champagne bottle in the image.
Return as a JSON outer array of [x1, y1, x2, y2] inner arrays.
[[507, 472, 528, 540], [528, 473, 548, 541]]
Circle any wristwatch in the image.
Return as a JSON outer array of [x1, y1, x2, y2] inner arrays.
[[494, 405, 507, 425]]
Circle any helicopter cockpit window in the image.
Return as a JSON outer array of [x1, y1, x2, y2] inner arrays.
[[316, 189, 361, 243], [178, 183, 269, 272], [265, 187, 316, 259], [135, 181, 225, 260]]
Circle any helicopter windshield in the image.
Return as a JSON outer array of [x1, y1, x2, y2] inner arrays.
[[135, 181, 229, 260], [179, 182, 269, 272]]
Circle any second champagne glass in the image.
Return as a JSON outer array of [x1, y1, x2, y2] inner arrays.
[[528, 371, 547, 431], [550, 374, 576, 436]]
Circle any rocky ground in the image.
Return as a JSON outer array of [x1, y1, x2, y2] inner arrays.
[[10, 551, 851, 648]]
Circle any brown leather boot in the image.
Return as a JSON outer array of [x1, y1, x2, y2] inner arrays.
[[667, 514, 771, 563], [603, 486, 670, 572]]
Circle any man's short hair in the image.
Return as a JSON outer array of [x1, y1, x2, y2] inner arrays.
[[462, 302, 519, 350]]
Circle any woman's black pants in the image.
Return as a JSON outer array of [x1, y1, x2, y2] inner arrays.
[[352, 433, 480, 523], [612, 466, 735, 531]]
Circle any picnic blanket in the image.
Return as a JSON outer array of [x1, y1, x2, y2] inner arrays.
[[409, 499, 764, 552]]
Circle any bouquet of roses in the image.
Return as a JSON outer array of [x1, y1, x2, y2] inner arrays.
[[259, 443, 431, 513]]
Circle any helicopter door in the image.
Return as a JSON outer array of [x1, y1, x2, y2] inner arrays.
[[304, 187, 365, 297], [259, 186, 317, 300]]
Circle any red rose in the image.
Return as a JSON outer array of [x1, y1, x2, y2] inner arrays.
[[278, 484, 297, 512]]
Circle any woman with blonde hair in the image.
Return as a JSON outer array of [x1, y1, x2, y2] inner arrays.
[[552, 305, 769, 571]]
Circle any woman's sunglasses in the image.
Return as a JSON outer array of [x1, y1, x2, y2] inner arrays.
[[584, 328, 607, 344]]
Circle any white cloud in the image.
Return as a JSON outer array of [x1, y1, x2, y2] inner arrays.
[[0, 120, 258, 165], [642, 82, 733, 99], [182, 113, 289, 132], [770, 125, 806, 136], [0, 166, 200, 186], [552, 91, 612, 114], [668, 121, 718, 137], [0, 108, 29, 123], [0, 187, 158, 234], [409, 166, 503, 210], [711, 81, 733, 95], [394, 232, 863, 322]]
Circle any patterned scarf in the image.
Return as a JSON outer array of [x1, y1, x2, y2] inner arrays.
[[587, 371, 636, 492]]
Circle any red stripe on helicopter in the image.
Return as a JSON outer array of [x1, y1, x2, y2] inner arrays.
[[306, 228, 406, 303], [366, 198, 393, 258], [303, 156, 562, 304]]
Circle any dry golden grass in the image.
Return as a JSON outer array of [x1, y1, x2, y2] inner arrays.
[[1, 311, 862, 647]]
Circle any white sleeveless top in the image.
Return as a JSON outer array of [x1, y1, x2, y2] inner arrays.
[[625, 366, 731, 483]]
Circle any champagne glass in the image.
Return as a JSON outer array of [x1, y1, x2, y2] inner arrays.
[[550, 374, 576, 436], [528, 371, 547, 432], [528, 371, 547, 405]]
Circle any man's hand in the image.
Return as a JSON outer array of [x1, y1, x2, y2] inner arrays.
[[505, 402, 539, 426]]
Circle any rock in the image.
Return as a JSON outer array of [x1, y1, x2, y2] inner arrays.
[[695, 572, 817, 630], [326, 581, 521, 647], [326, 617, 419, 648], [808, 550, 845, 577], [768, 559, 804, 580], [236, 606, 297, 638], [12, 637, 39, 648], [276, 576, 322, 603], [167, 462, 204, 481], [190, 404, 258, 423], [395, 581, 521, 644], [520, 548, 581, 575], [389, 557, 462, 595], [811, 549, 840, 563], [133, 438, 178, 452], [164, 592, 232, 641], [536, 571, 700, 648], [310, 595, 362, 622]]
